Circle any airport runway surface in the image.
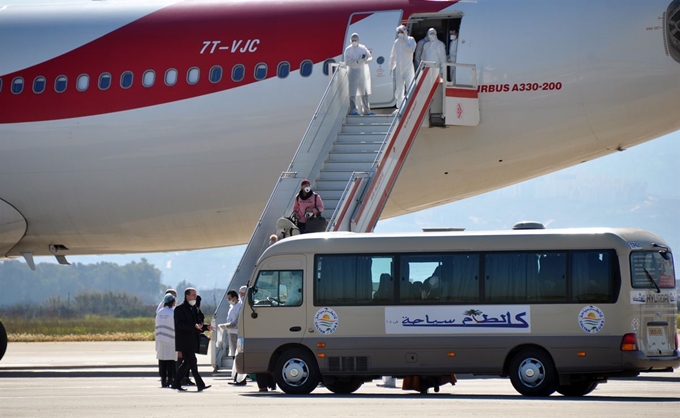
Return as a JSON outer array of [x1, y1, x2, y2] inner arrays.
[[1, 341, 678, 418]]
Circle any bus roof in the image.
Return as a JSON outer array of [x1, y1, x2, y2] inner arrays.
[[260, 228, 670, 260]]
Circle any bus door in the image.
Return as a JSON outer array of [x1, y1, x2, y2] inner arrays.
[[247, 256, 309, 345], [630, 251, 677, 357], [344, 10, 403, 107]]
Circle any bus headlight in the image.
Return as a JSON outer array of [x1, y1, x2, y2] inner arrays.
[[236, 337, 244, 354]]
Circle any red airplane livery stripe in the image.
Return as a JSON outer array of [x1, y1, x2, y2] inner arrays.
[[0, 0, 456, 124]]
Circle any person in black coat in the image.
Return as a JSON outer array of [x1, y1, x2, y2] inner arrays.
[[171, 288, 214, 391]]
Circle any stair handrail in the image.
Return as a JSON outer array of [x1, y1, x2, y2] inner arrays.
[[287, 63, 348, 172], [326, 170, 370, 231]]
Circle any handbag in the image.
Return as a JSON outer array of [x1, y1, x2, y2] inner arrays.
[[198, 333, 210, 355], [305, 214, 328, 233]]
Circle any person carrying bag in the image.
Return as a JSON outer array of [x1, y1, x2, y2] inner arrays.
[[292, 179, 326, 233]]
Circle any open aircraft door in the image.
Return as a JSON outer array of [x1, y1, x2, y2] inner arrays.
[[443, 63, 480, 126], [344, 10, 403, 107]]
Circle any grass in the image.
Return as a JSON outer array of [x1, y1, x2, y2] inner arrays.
[[4, 315, 155, 342]]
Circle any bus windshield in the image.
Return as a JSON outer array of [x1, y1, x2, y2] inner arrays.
[[630, 251, 675, 289]]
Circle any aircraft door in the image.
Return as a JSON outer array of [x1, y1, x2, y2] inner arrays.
[[344, 10, 402, 107]]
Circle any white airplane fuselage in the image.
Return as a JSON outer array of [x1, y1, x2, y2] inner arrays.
[[1, 0, 679, 258]]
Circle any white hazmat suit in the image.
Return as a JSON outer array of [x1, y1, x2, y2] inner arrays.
[[448, 31, 459, 83], [389, 25, 416, 110], [344, 33, 373, 115], [422, 28, 447, 81]]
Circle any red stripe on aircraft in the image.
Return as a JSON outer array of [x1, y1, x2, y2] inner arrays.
[[0, 0, 457, 124], [446, 87, 478, 99]]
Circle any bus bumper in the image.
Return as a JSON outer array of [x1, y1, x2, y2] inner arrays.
[[621, 350, 680, 371]]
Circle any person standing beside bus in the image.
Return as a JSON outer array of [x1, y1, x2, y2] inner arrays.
[[155, 293, 177, 388], [293, 179, 324, 234]]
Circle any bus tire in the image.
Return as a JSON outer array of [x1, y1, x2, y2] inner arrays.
[[556, 382, 598, 397], [0, 321, 7, 361], [508, 348, 558, 397], [323, 377, 363, 394], [274, 347, 320, 395]]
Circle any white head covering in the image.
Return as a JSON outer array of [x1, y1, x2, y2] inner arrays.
[[396, 25, 408, 34], [428, 28, 437, 36], [350, 32, 359, 42]]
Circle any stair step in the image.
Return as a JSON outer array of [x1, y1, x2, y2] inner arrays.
[[319, 190, 344, 200], [331, 142, 383, 153], [336, 133, 386, 143], [341, 124, 391, 134], [316, 180, 352, 190], [318, 170, 362, 181], [327, 152, 377, 163], [323, 161, 375, 171], [346, 115, 394, 125]]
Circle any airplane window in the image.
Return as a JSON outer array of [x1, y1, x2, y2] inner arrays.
[[254, 63, 267, 80], [232, 64, 245, 82], [300, 60, 313, 77], [121, 71, 134, 89], [98, 73, 111, 90], [277, 62, 290, 79], [209, 66, 223, 83], [187, 67, 200, 85], [55, 76, 67, 93], [322, 59, 336, 76], [77, 74, 89, 91], [33, 76, 46, 94], [165, 69, 178, 86], [143, 70, 155, 87], [11, 77, 24, 94]]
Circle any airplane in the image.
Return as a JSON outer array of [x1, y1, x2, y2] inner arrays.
[[0, 0, 679, 263]]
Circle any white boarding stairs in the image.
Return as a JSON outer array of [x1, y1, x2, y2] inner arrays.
[[210, 61, 470, 370]]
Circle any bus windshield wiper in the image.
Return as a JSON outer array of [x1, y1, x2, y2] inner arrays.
[[643, 267, 661, 293]]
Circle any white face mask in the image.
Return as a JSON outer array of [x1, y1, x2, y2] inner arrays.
[[188, 299, 196, 306], [398, 32, 404, 39], [450, 34, 457, 40], [304, 186, 311, 193], [428, 34, 436, 41], [351, 40, 358, 47], [228, 300, 235, 306]]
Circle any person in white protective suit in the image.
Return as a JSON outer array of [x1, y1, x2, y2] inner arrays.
[[389, 25, 416, 110], [422, 28, 447, 82], [448, 28, 459, 84], [344, 33, 375, 116]]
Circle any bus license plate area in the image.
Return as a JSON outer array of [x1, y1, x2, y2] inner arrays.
[[647, 327, 667, 350]]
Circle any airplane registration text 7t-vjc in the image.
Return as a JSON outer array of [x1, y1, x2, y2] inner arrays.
[[1, 0, 679, 259]]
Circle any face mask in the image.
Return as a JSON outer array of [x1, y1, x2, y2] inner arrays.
[[351, 40, 358, 47], [304, 186, 311, 193], [188, 299, 196, 306], [398, 33, 405, 39], [229, 300, 235, 306], [450, 35, 457, 40], [428, 34, 436, 41]]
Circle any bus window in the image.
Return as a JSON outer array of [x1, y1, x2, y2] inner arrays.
[[252, 270, 303, 307], [631, 251, 676, 289], [484, 253, 540, 303], [315, 255, 394, 305], [537, 253, 567, 301], [571, 251, 614, 303]]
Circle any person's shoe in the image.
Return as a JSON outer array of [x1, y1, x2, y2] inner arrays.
[[349, 110, 359, 116], [183, 379, 195, 386], [228, 380, 247, 386], [197, 385, 211, 392], [258, 388, 268, 392], [366, 112, 376, 116], [172, 386, 187, 392]]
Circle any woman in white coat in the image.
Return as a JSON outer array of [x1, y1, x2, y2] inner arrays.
[[155, 293, 177, 388]]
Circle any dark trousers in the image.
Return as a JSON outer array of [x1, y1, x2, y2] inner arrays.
[[173, 351, 205, 389], [298, 222, 307, 234], [256, 373, 276, 390], [158, 360, 175, 387]]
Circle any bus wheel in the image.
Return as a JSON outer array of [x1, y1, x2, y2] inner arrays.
[[274, 347, 320, 395], [323, 377, 363, 394], [508, 348, 558, 397], [556, 382, 598, 397], [0, 321, 7, 361]]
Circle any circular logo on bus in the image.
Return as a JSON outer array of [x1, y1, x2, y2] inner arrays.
[[314, 307, 339, 335], [578, 305, 605, 333]]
